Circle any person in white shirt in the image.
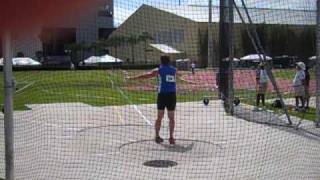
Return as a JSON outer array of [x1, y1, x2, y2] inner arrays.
[[255, 62, 269, 109], [293, 62, 306, 110]]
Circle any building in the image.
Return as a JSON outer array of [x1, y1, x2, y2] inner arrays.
[[1, 0, 114, 60], [109, 4, 316, 67]]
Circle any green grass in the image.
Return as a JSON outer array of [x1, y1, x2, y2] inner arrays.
[[272, 69, 296, 79], [236, 89, 316, 121], [0, 70, 213, 110], [0, 70, 314, 121], [272, 68, 316, 80]]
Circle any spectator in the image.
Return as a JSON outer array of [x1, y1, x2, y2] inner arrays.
[[293, 62, 306, 111], [191, 61, 196, 75], [305, 66, 310, 109], [255, 62, 269, 110]]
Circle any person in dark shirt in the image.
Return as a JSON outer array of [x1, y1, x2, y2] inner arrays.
[[128, 56, 178, 145], [305, 66, 310, 109]]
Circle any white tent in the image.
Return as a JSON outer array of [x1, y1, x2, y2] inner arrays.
[[83, 56, 102, 64], [84, 54, 123, 64], [309, 56, 316, 60], [0, 57, 41, 66], [240, 54, 272, 62], [223, 57, 240, 62]]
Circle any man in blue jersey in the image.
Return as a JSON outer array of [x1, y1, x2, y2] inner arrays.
[[128, 56, 177, 145]]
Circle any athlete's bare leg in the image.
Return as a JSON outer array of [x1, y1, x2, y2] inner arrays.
[[168, 110, 175, 144], [155, 110, 165, 139]]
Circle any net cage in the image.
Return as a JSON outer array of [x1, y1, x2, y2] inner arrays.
[[0, 0, 320, 179]]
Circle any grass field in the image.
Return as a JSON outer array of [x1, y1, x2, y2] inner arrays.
[[273, 68, 315, 79], [0, 69, 315, 121], [0, 70, 214, 110]]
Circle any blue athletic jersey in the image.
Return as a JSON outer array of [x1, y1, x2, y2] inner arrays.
[[158, 65, 176, 93]]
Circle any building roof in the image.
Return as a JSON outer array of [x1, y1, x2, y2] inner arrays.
[[144, 4, 317, 25], [150, 44, 182, 54]]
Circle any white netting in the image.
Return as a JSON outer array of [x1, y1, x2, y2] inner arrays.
[[0, 0, 320, 179]]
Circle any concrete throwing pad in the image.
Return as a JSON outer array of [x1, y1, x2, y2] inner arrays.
[[0, 101, 320, 179], [119, 139, 220, 159], [234, 102, 320, 138]]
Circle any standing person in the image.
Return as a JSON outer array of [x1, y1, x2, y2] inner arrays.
[[127, 56, 177, 145], [255, 62, 269, 110], [191, 61, 196, 75], [304, 66, 310, 109], [293, 62, 306, 111]]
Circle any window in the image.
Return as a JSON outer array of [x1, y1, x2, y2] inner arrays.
[[98, 3, 113, 17], [154, 29, 184, 44]]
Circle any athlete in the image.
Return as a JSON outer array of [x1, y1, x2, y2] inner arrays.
[[128, 56, 178, 145]]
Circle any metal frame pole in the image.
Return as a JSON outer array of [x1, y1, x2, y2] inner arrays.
[[237, 0, 292, 124], [227, 0, 234, 114], [208, 0, 213, 68], [3, 30, 14, 180], [316, 0, 320, 126]]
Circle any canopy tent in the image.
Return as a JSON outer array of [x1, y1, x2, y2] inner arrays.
[[309, 56, 316, 60], [240, 54, 272, 62], [222, 57, 240, 62], [175, 58, 190, 70], [0, 57, 41, 66], [149, 44, 182, 54], [84, 54, 123, 64]]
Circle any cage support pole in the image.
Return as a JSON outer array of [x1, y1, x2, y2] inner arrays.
[[3, 30, 14, 180], [227, 0, 234, 114], [316, 0, 320, 126], [208, 0, 214, 68], [239, 0, 292, 125]]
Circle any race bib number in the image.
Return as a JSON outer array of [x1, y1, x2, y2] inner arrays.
[[166, 75, 176, 82]]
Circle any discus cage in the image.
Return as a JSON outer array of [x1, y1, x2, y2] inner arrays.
[[0, 0, 320, 179]]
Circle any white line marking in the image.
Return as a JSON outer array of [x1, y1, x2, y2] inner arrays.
[[108, 71, 153, 127], [15, 81, 35, 94]]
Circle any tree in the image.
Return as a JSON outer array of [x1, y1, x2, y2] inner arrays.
[[104, 36, 125, 59], [286, 29, 299, 56], [125, 34, 140, 64], [241, 28, 255, 55], [298, 26, 316, 60], [79, 41, 90, 61], [256, 24, 268, 52], [267, 25, 289, 56], [199, 29, 208, 67], [64, 42, 83, 68], [90, 41, 104, 56], [38, 31, 52, 58], [138, 32, 154, 64]]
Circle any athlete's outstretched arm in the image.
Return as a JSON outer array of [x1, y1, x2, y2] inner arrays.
[[176, 71, 197, 84], [127, 68, 159, 80]]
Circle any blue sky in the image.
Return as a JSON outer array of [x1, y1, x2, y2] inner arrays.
[[114, 0, 316, 26]]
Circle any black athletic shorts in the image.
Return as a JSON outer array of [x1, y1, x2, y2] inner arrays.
[[157, 92, 176, 111]]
